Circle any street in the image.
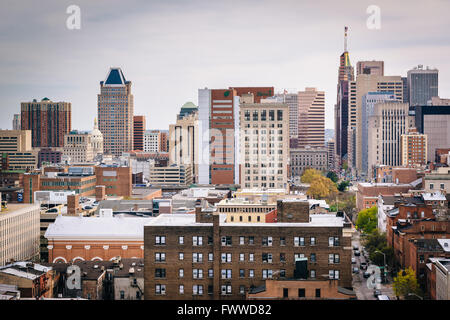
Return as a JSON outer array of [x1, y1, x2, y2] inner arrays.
[[351, 230, 395, 300]]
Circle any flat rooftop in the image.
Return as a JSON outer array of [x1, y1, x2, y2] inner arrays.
[[145, 213, 344, 228]]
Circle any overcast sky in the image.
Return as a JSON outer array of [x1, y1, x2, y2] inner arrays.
[[1, 0, 449, 131]]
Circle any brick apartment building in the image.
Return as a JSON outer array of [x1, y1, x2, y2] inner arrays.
[[133, 116, 145, 151], [144, 200, 352, 300], [356, 182, 417, 211]]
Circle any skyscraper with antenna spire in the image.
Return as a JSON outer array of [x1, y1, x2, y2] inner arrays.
[[334, 26, 355, 168]]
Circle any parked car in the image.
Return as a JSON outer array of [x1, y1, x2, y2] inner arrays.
[[84, 206, 93, 210], [351, 257, 356, 264], [360, 262, 368, 270], [46, 208, 58, 213], [377, 295, 390, 300], [374, 289, 382, 298], [352, 267, 359, 274], [353, 245, 359, 250], [363, 271, 371, 278], [354, 250, 361, 256]]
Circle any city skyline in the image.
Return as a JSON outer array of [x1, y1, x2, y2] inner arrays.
[[1, 0, 450, 132]]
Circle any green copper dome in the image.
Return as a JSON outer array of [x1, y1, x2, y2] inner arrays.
[[181, 101, 197, 109]]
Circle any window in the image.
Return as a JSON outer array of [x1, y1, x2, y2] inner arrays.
[[249, 269, 255, 278], [329, 270, 339, 279], [240, 286, 245, 295], [310, 253, 316, 263], [155, 284, 166, 295], [262, 269, 273, 279], [430, 183, 434, 189], [178, 236, 184, 244], [193, 285, 203, 295], [239, 236, 245, 245], [310, 270, 316, 278], [120, 290, 125, 300], [249, 236, 255, 245], [179, 252, 184, 261], [294, 237, 305, 246], [310, 237, 316, 245], [239, 269, 245, 278], [193, 269, 203, 279], [208, 236, 213, 245], [221, 253, 232, 263], [155, 268, 166, 278], [221, 236, 232, 246], [298, 288, 305, 298], [262, 253, 273, 263], [221, 269, 232, 279], [440, 183, 445, 190], [221, 285, 232, 295], [179, 285, 184, 295], [239, 253, 245, 262], [280, 253, 286, 262], [280, 237, 286, 246], [329, 237, 339, 247], [155, 236, 166, 245], [315, 289, 321, 298], [193, 253, 203, 263], [155, 253, 166, 262], [179, 269, 184, 278], [208, 253, 214, 261], [249, 253, 255, 262], [193, 236, 203, 246], [208, 269, 214, 278], [208, 285, 213, 295], [262, 236, 273, 246], [283, 288, 289, 298]]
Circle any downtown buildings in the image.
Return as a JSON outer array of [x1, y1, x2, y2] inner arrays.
[[20, 98, 71, 148], [407, 65, 439, 106], [98, 67, 134, 156]]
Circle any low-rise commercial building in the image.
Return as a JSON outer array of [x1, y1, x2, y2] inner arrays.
[[290, 147, 328, 177], [149, 164, 193, 187]]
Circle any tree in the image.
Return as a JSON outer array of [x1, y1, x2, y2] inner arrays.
[[337, 180, 350, 192], [307, 176, 338, 199], [356, 206, 377, 233], [326, 171, 338, 183], [301, 168, 322, 183], [393, 267, 420, 299]]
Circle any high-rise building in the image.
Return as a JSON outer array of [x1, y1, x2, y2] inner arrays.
[[0, 130, 38, 171], [20, 98, 71, 148], [133, 115, 145, 151], [348, 75, 404, 174], [98, 67, 134, 156], [356, 61, 384, 76], [269, 92, 299, 138], [368, 102, 414, 171], [298, 88, 325, 148], [169, 103, 198, 182], [361, 92, 397, 176], [412, 105, 450, 161], [407, 65, 438, 106], [12, 114, 20, 130], [401, 128, 427, 167], [327, 139, 336, 171], [335, 27, 355, 166], [144, 130, 161, 153], [198, 87, 273, 185], [239, 102, 289, 189]]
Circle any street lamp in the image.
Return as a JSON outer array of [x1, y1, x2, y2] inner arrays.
[[374, 250, 387, 282]]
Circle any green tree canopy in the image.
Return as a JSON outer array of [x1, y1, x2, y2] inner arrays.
[[337, 180, 350, 192], [356, 206, 377, 233], [326, 171, 338, 183]]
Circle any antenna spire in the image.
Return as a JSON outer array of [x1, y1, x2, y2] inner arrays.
[[344, 26, 348, 52]]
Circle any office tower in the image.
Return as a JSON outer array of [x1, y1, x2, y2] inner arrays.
[[239, 102, 289, 189], [402, 77, 409, 104], [12, 114, 20, 130], [298, 88, 325, 148], [270, 92, 299, 139], [361, 92, 397, 176], [412, 106, 450, 161], [356, 61, 384, 76], [368, 102, 414, 171], [0, 130, 38, 171], [335, 27, 355, 166], [144, 130, 160, 153], [327, 139, 336, 170], [133, 115, 145, 151], [20, 98, 71, 148], [348, 75, 404, 174], [98, 67, 134, 156], [198, 87, 273, 185], [407, 65, 438, 106], [401, 128, 427, 167], [169, 103, 198, 182]]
